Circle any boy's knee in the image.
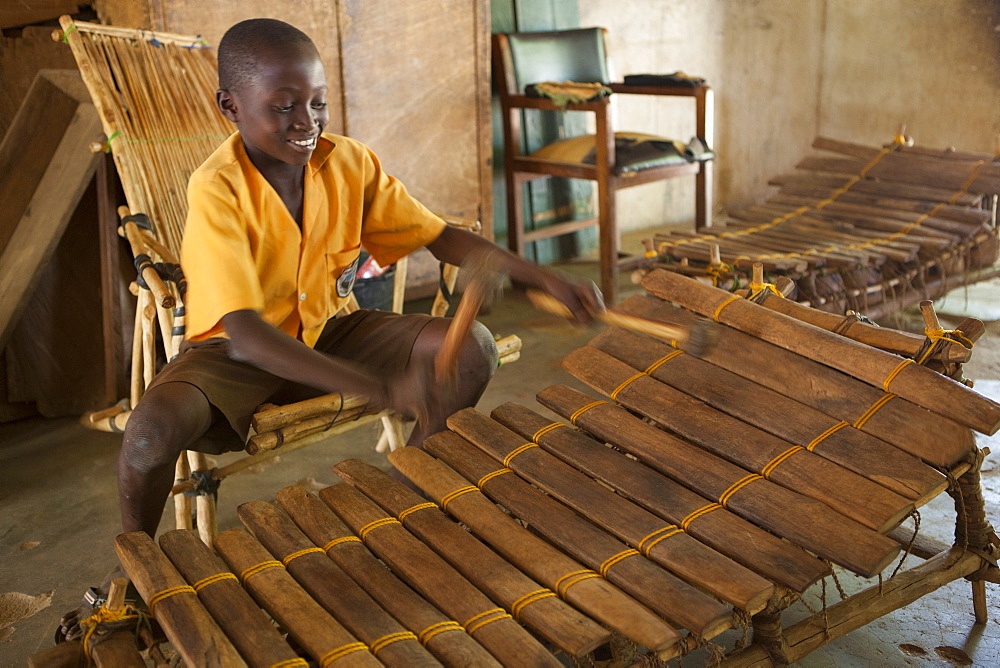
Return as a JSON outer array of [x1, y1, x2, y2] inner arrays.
[[120, 384, 211, 473], [465, 320, 499, 382], [121, 408, 183, 474]]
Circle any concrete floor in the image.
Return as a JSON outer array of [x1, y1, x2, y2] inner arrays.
[[1, 261, 998, 667]]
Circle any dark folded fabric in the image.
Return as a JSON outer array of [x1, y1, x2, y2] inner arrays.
[[583, 136, 688, 174], [623, 72, 705, 88]]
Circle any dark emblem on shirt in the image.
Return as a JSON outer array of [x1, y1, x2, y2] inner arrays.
[[337, 256, 360, 298]]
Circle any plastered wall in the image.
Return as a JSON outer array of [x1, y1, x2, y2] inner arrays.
[[579, 0, 1000, 235]]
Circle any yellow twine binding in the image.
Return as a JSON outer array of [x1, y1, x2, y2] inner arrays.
[[441, 485, 477, 511], [503, 443, 538, 467], [398, 502, 437, 522], [192, 572, 237, 592], [531, 422, 566, 442], [147, 585, 196, 613], [320, 642, 368, 666], [358, 517, 401, 540], [511, 589, 557, 619], [418, 621, 465, 645], [681, 503, 722, 530], [323, 536, 361, 552], [599, 549, 640, 577], [477, 468, 513, 488], [282, 547, 324, 566], [570, 400, 608, 424], [240, 561, 283, 584], [638, 526, 682, 556], [464, 608, 512, 635], [371, 631, 418, 655], [719, 474, 764, 507], [806, 421, 850, 451], [554, 570, 600, 597], [853, 394, 896, 429]]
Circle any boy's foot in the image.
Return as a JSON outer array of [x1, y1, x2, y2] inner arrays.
[[55, 565, 128, 643]]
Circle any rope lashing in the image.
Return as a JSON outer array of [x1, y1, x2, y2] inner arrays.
[[748, 281, 784, 302], [239, 560, 283, 584], [322, 536, 361, 552], [681, 503, 723, 530], [358, 518, 400, 541], [418, 621, 465, 645], [916, 326, 975, 365], [79, 604, 145, 657], [503, 443, 538, 467], [599, 549, 640, 577], [510, 589, 557, 619], [192, 572, 237, 591], [853, 394, 897, 429], [637, 525, 683, 555], [182, 469, 220, 498], [531, 422, 566, 442], [319, 643, 368, 666], [281, 547, 324, 566], [464, 608, 512, 635], [569, 400, 608, 425], [398, 502, 437, 522], [147, 584, 196, 614], [370, 631, 418, 655], [882, 359, 915, 392], [440, 486, 477, 511], [477, 468, 513, 488], [554, 570, 600, 597]]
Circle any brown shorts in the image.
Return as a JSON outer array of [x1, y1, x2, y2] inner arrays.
[[146, 310, 435, 449]]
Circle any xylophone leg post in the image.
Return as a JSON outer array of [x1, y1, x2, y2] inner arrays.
[[750, 609, 791, 666]]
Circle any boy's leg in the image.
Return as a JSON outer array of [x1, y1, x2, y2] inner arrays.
[[118, 380, 219, 535], [57, 380, 216, 642], [405, 318, 498, 448]]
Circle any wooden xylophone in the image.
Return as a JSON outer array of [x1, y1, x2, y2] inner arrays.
[[110, 271, 998, 666], [646, 137, 1000, 319]]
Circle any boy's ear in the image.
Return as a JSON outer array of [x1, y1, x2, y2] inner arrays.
[[216, 89, 239, 122]]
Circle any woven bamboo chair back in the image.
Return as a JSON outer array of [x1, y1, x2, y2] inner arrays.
[[60, 17, 231, 257]]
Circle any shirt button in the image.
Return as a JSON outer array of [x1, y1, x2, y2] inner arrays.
[[299, 292, 307, 301]]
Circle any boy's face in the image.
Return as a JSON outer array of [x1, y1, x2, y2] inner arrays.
[[217, 44, 329, 169]]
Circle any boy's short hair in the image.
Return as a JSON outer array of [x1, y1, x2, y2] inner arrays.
[[218, 18, 318, 92]]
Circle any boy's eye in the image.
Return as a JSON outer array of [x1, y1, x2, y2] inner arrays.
[[311, 102, 327, 109], [273, 105, 293, 113]]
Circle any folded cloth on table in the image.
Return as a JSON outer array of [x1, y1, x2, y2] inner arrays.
[[623, 72, 706, 87], [525, 81, 612, 107]]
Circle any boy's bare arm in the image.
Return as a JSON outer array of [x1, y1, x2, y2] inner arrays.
[[425, 225, 604, 324], [221, 309, 420, 414]]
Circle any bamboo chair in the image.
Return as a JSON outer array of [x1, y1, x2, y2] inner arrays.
[[494, 27, 715, 304], [59, 18, 520, 544]]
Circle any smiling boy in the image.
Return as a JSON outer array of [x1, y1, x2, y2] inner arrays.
[[57, 17, 601, 641]]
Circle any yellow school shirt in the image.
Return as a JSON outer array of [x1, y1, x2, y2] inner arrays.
[[182, 132, 446, 347]]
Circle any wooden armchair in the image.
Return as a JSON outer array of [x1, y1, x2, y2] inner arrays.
[[60, 18, 520, 544], [493, 27, 714, 303]]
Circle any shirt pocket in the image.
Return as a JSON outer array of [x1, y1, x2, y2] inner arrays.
[[326, 248, 361, 302]]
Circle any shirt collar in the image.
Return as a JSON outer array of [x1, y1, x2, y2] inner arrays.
[[309, 134, 336, 171]]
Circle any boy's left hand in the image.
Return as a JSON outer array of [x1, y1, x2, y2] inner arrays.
[[533, 271, 605, 326]]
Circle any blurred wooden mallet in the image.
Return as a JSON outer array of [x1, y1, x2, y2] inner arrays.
[[434, 248, 506, 382], [526, 289, 720, 357]]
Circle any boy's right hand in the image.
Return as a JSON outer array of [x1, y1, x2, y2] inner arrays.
[[377, 356, 447, 430]]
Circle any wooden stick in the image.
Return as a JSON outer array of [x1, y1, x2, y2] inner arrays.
[[246, 404, 372, 454], [171, 412, 387, 497], [431, 263, 460, 317], [642, 269, 1000, 435], [275, 485, 501, 667], [447, 408, 775, 613], [173, 455, 192, 531], [236, 501, 440, 667], [186, 451, 216, 545], [526, 289, 718, 356], [422, 430, 733, 637], [114, 532, 244, 666], [388, 445, 723, 646], [251, 392, 368, 434], [157, 530, 301, 666], [333, 458, 612, 657], [722, 549, 985, 666], [752, 291, 971, 363], [213, 528, 381, 667], [536, 385, 901, 577], [320, 483, 562, 667]]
